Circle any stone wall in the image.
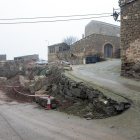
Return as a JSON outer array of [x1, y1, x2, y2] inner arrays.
[[48, 50, 80, 64], [0, 60, 25, 78], [70, 34, 120, 60], [48, 43, 70, 62], [85, 20, 120, 37], [28, 66, 130, 118], [0, 62, 130, 118], [120, 0, 140, 78]]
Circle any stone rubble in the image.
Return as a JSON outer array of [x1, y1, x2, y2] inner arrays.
[[0, 62, 131, 119], [25, 65, 130, 118]]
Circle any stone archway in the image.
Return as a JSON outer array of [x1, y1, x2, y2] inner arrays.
[[104, 44, 113, 58]]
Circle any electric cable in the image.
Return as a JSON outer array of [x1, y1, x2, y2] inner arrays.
[[0, 13, 112, 21], [0, 15, 111, 24]]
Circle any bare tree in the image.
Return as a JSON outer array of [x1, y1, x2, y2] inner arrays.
[[62, 36, 79, 46]]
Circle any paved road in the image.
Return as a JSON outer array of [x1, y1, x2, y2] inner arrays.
[[0, 91, 133, 140], [65, 59, 140, 109]]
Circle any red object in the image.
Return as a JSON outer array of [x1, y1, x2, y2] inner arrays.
[[45, 95, 51, 110], [0, 86, 2, 90], [70, 62, 72, 70], [60, 61, 62, 66], [28, 62, 36, 65], [14, 86, 20, 88]]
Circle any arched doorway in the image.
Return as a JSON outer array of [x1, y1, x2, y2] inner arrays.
[[104, 44, 113, 58]]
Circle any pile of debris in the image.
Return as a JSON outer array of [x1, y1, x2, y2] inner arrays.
[[0, 64, 131, 119]]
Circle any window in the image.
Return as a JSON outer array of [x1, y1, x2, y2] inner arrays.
[[59, 46, 63, 51], [49, 47, 55, 53]]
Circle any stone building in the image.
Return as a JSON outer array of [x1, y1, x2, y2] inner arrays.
[[120, 0, 140, 78], [70, 34, 120, 63], [48, 21, 120, 64], [0, 54, 6, 61], [14, 54, 39, 62], [85, 20, 120, 37], [48, 34, 120, 63], [48, 43, 70, 62]]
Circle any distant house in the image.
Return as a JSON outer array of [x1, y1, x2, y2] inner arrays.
[[14, 54, 39, 62], [48, 43, 70, 62], [0, 54, 6, 61]]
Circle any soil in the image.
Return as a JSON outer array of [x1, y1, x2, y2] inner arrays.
[[0, 75, 34, 103], [50, 92, 108, 119], [0, 75, 108, 119]]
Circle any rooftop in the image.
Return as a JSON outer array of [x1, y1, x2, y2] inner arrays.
[[48, 42, 69, 48], [85, 20, 120, 28], [14, 54, 38, 58]]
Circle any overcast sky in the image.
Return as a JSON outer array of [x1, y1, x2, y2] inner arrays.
[[0, 0, 120, 60]]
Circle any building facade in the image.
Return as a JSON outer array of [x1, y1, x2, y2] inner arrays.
[[0, 54, 6, 61], [48, 43, 70, 62], [85, 20, 120, 37], [14, 54, 39, 62], [120, 0, 140, 78], [48, 34, 120, 64], [70, 34, 120, 63]]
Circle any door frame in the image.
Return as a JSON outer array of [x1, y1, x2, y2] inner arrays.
[[102, 42, 114, 58]]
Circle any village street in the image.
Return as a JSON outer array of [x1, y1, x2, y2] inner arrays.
[[0, 91, 136, 140], [65, 59, 140, 110]]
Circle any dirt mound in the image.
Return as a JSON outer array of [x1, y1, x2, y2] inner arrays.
[[0, 75, 34, 103]]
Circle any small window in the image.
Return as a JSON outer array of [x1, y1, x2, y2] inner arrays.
[[52, 47, 55, 53], [49, 47, 55, 53], [59, 46, 63, 51]]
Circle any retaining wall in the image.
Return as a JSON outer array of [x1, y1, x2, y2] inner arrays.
[[30, 66, 130, 117]]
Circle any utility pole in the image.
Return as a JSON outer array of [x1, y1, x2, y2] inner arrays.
[[45, 40, 49, 60]]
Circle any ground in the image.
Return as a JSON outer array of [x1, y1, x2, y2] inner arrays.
[[0, 59, 140, 139], [0, 91, 139, 140]]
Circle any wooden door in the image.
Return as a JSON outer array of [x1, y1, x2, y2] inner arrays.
[[104, 44, 113, 58]]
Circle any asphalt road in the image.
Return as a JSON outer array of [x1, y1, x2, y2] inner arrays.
[[0, 91, 134, 140]]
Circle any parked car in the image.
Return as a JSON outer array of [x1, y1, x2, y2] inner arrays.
[[35, 60, 48, 65], [62, 61, 70, 65]]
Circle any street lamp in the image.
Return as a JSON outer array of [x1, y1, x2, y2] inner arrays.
[[45, 40, 49, 46], [112, 8, 120, 22], [113, 11, 119, 21], [45, 40, 49, 60]]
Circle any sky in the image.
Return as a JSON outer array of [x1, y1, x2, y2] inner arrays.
[[0, 0, 120, 60]]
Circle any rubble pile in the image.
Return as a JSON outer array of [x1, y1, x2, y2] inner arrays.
[[26, 65, 130, 119], [0, 63, 131, 119], [0, 60, 25, 78]]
